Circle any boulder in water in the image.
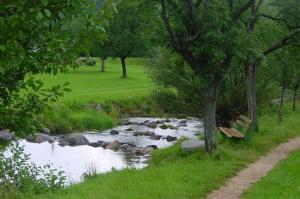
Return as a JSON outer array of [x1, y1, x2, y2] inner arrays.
[[106, 140, 120, 151], [64, 133, 89, 146], [166, 136, 177, 142], [110, 130, 119, 135], [0, 129, 15, 142]]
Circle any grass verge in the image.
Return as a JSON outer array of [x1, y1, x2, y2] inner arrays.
[[242, 149, 300, 199], [18, 102, 300, 199]]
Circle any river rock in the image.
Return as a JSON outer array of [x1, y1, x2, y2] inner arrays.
[[35, 133, 54, 143], [0, 129, 15, 142], [133, 131, 153, 136], [146, 122, 157, 129], [135, 148, 145, 156], [181, 139, 205, 152], [166, 136, 177, 142], [88, 140, 108, 148], [59, 140, 69, 147], [164, 119, 171, 123], [150, 134, 162, 140], [159, 124, 177, 130], [110, 130, 119, 135], [106, 140, 120, 151], [144, 145, 158, 153], [179, 119, 187, 124], [64, 133, 89, 146], [126, 128, 134, 131]]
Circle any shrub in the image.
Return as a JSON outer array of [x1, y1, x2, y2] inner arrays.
[[0, 142, 66, 197]]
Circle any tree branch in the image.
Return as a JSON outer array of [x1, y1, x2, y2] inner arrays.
[[233, 0, 255, 20], [161, 0, 180, 51], [263, 28, 300, 55], [259, 13, 300, 29]]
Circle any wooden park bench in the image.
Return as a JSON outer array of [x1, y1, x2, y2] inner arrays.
[[219, 115, 253, 141]]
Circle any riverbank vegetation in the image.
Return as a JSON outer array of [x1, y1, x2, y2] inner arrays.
[[18, 102, 300, 199]]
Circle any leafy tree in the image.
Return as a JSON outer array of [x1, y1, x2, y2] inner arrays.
[[242, 0, 300, 130], [292, 69, 300, 111], [271, 50, 296, 121], [107, 0, 145, 78], [0, 0, 108, 134], [90, 42, 112, 72], [159, 0, 252, 153]]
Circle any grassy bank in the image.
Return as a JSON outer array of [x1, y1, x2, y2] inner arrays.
[[37, 58, 158, 133], [242, 149, 300, 199], [19, 102, 300, 199]]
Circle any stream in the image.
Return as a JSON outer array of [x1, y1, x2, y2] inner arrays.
[[5, 117, 203, 184]]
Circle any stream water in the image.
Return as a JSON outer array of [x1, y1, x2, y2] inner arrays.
[[6, 117, 203, 184]]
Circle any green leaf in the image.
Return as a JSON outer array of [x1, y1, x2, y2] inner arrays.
[[36, 11, 43, 21], [44, 9, 51, 17], [0, 45, 5, 52], [41, 0, 48, 6]]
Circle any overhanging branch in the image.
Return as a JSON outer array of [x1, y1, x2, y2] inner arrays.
[[263, 28, 300, 55]]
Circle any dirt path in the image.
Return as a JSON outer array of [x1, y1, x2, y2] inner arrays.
[[206, 135, 300, 199]]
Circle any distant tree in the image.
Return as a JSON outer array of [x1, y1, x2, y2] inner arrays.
[[90, 42, 111, 72], [290, 48, 300, 111], [0, 0, 108, 134], [159, 0, 251, 153], [271, 51, 296, 122], [107, 0, 144, 78]]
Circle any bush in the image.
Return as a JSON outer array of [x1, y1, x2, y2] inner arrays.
[[77, 57, 97, 66], [151, 89, 183, 115], [0, 142, 66, 197]]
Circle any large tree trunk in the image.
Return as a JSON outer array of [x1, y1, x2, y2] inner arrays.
[[279, 87, 286, 122], [203, 80, 219, 153], [246, 62, 258, 131], [293, 86, 298, 111], [100, 58, 105, 72], [120, 57, 127, 78]]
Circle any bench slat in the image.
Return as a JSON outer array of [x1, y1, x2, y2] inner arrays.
[[219, 127, 233, 138], [219, 127, 245, 138], [230, 128, 245, 138], [236, 120, 248, 128], [239, 115, 252, 124]]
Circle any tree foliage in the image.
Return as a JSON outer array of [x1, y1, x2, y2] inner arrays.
[[0, 0, 108, 134]]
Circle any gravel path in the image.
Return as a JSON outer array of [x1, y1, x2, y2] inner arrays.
[[207, 135, 300, 199]]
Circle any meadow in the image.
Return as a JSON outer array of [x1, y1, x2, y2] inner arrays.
[[38, 58, 154, 103], [39, 58, 158, 133]]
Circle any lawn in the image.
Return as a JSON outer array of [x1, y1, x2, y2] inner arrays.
[[38, 58, 155, 103], [38, 57, 156, 132], [20, 102, 300, 199], [242, 148, 300, 199]]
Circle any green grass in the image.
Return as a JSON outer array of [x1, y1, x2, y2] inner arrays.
[[38, 58, 155, 103], [37, 57, 158, 132], [242, 149, 300, 199], [19, 102, 300, 199]]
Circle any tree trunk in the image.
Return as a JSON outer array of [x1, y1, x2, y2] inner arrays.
[[246, 62, 258, 131], [203, 80, 219, 153], [120, 57, 127, 78], [100, 58, 105, 72], [279, 87, 285, 122], [293, 86, 298, 111]]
